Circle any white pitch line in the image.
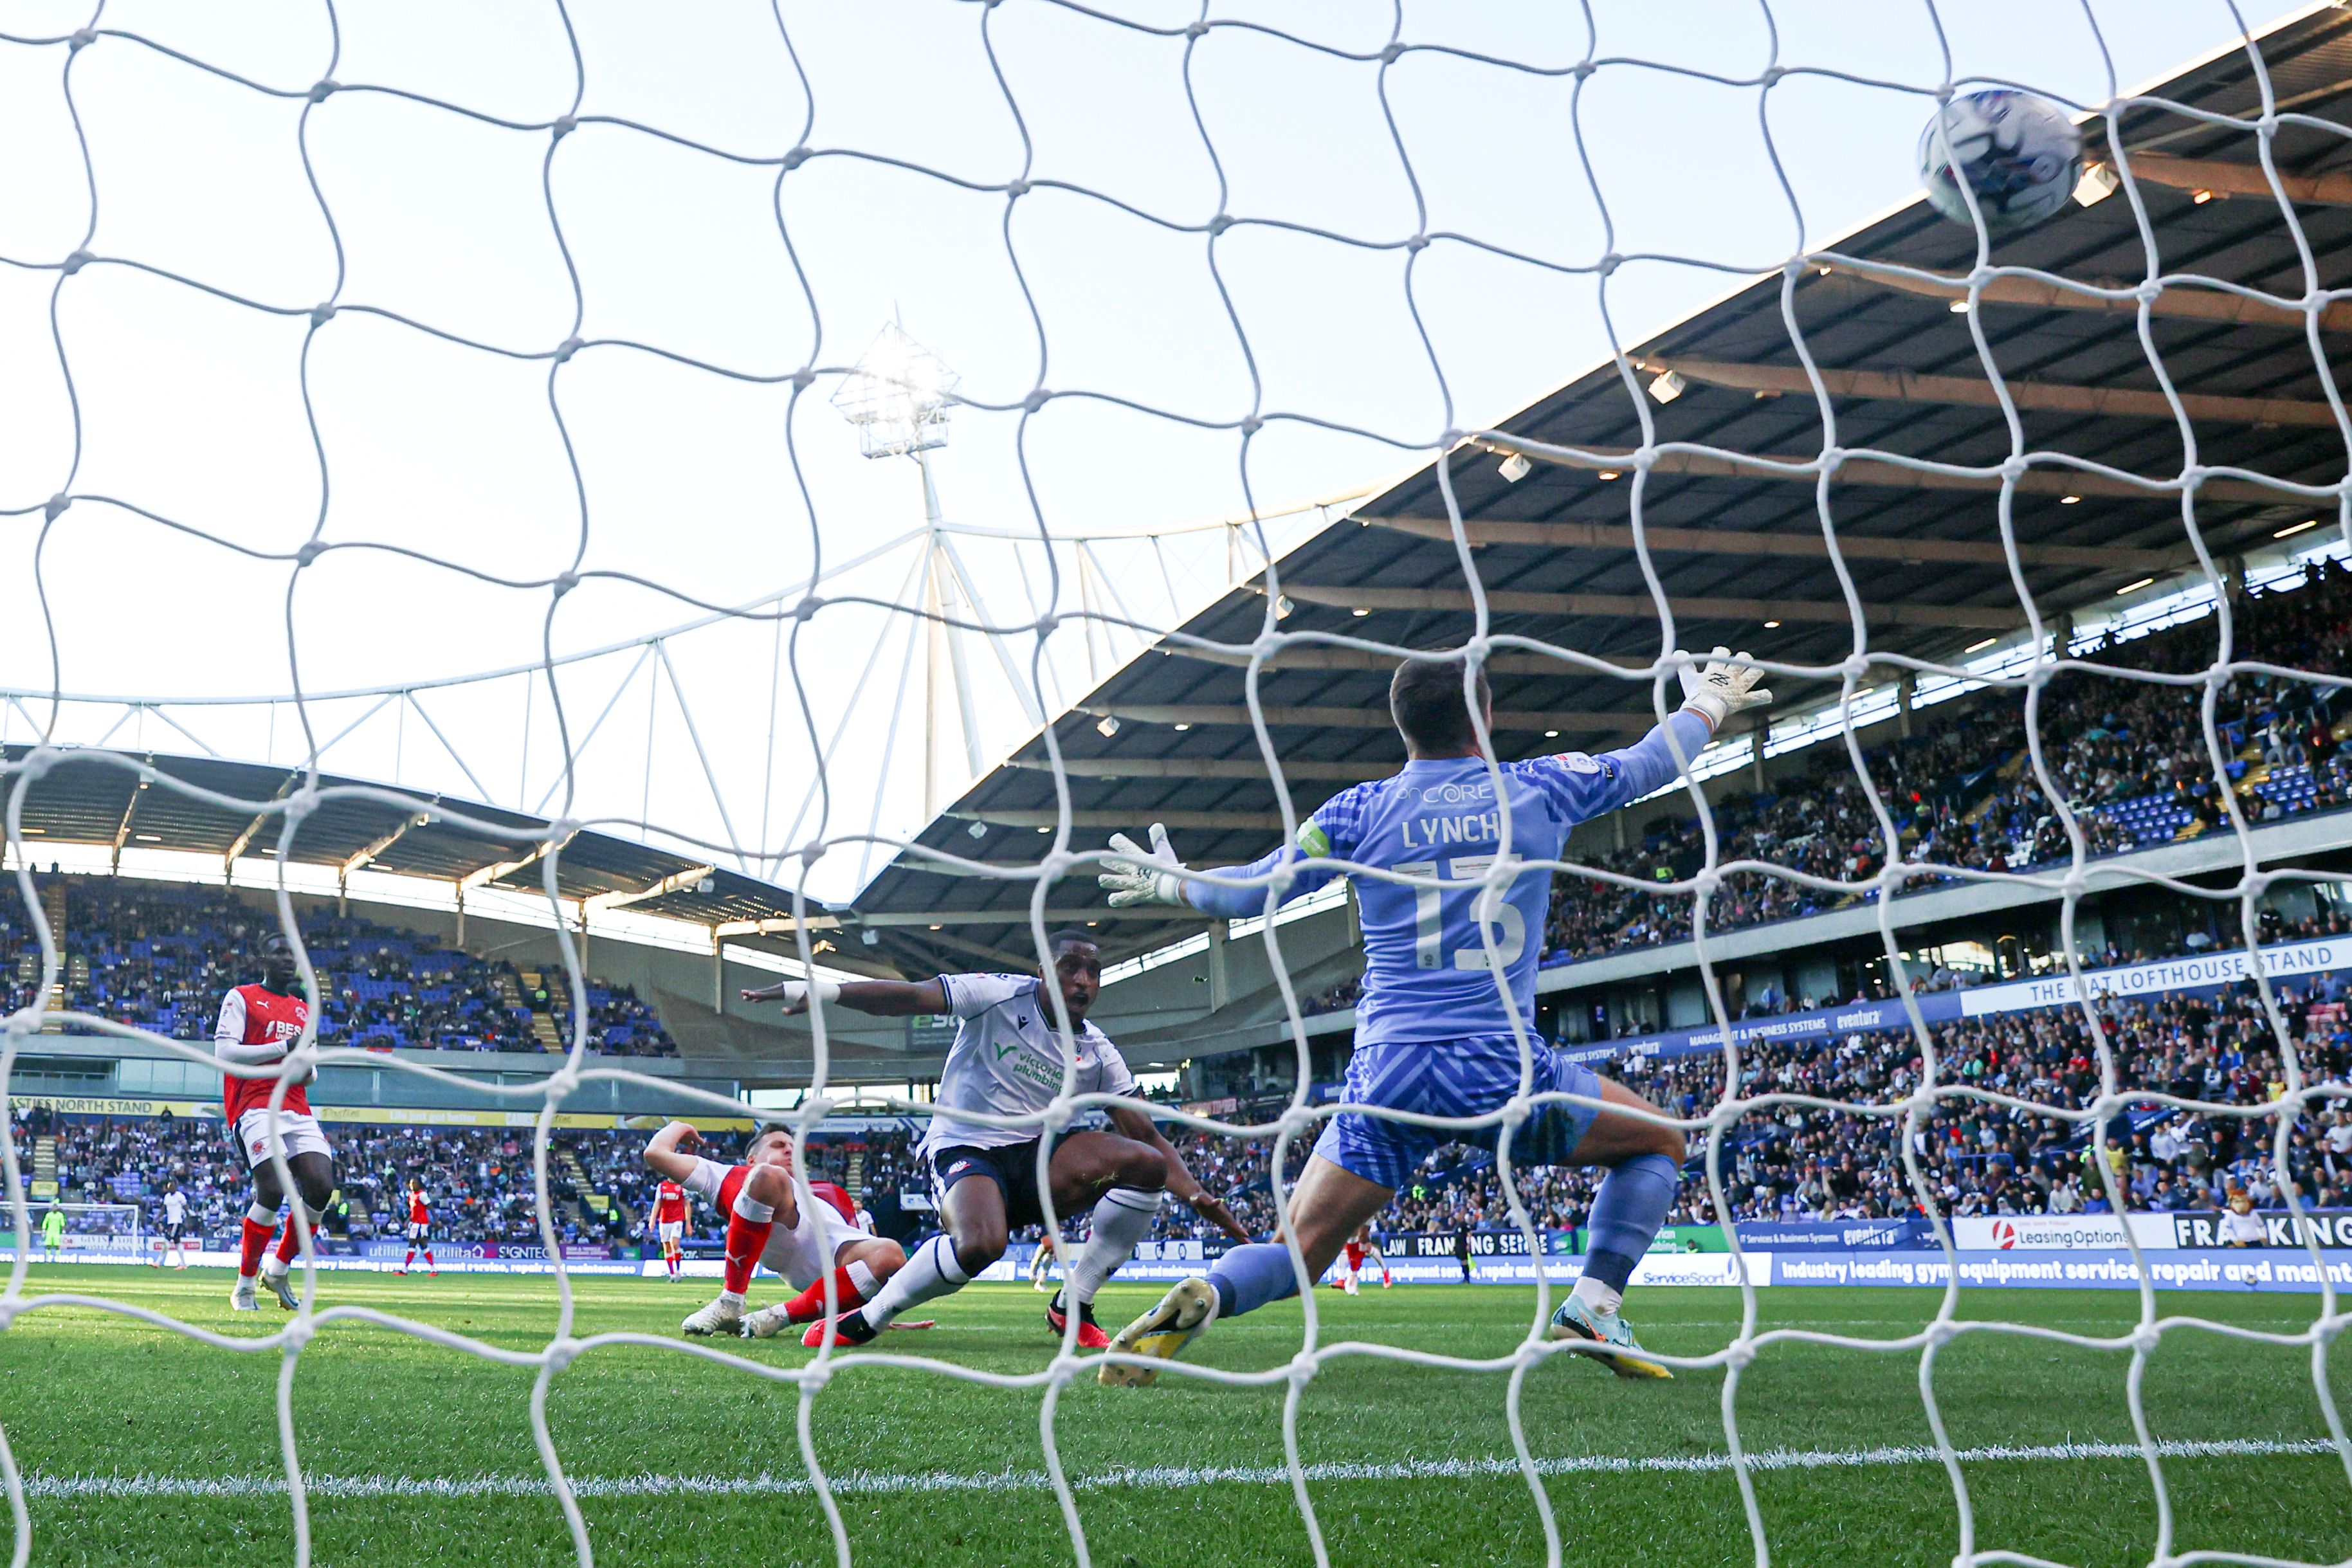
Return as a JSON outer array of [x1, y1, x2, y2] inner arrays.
[[19, 1437, 2341, 1501]]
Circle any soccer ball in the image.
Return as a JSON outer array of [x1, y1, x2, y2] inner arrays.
[[1917, 89, 2083, 235]]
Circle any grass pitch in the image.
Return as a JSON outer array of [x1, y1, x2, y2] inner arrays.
[[0, 1265, 2346, 1566]]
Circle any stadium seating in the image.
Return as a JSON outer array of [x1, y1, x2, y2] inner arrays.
[[1140, 960, 2352, 1241], [0, 879, 679, 1057], [18, 945, 2352, 1250], [1540, 559, 2352, 966]]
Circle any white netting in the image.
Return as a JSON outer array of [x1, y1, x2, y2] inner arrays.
[[1, 3, 2349, 1566]]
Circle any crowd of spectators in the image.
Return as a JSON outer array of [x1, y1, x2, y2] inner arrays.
[[545, 979, 676, 1057], [1300, 976, 1363, 1017], [1539, 558, 2352, 967], [20, 954, 2352, 1257], [0, 879, 678, 1057], [1616, 975, 2352, 1226], [1080, 973, 2352, 1242], [21, 1110, 796, 1246]]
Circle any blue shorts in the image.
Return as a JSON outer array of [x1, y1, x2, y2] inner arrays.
[[1311, 1037, 1605, 1191]]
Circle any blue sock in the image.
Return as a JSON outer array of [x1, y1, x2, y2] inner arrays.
[[1205, 1243, 1302, 1320], [1583, 1153, 1679, 1295]]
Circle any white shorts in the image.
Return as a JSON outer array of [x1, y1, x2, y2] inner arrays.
[[657, 1221, 683, 1244], [756, 1199, 867, 1292], [407, 1221, 431, 1242], [236, 1108, 333, 1169]]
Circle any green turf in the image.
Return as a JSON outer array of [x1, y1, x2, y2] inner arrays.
[[0, 1266, 2346, 1565]]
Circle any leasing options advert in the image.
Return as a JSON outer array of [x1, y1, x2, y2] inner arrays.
[[1951, 1214, 2180, 1251]]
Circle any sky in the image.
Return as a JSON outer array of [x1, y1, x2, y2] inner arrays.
[[0, 0, 2313, 904]]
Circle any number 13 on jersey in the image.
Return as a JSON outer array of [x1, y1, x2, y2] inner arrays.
[[1394, 857, 1526, 971]]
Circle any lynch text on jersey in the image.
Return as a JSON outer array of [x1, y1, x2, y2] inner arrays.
[[1399, 810, 1500, 849]]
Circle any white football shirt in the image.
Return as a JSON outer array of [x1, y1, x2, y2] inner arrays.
[[920, 974, 1137, 1156], [162, 1190, 187, 1226]]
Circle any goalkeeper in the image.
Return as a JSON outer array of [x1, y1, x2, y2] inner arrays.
[[1095, 648, 1768, 1383]]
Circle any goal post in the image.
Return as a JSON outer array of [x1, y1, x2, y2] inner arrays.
[[7, 1203, 143, 1260]]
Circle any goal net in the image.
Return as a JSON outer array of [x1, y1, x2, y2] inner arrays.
[[1, 3, 2348, 1565]]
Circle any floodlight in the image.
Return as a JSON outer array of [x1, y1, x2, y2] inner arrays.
[[1498, 452, 1532, 482], [1095, 715, 1121, 737], [2074, 161, 2119, 206], [832, 323, 960, 459], [1648, 369, 1686, 403]]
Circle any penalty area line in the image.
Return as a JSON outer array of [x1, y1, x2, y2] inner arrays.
[[19, 1437, 2342, 1500]]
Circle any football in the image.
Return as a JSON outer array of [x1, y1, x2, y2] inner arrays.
[[1919, 87, 2084, 234]]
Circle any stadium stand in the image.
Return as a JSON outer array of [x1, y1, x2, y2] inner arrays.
[[21, 1109, 755, 1246], [1069, 953, 2352, 1241], [16, 935, 2350, 1253], [544, 976, 680, 1059], [1540, 558, 2352, 966], [0, 878, 679, 1057], [5, 570, 2344, 1250]]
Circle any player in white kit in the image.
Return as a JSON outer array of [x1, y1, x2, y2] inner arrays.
[[743, 931, 1246, 1348], [152, 1181, 190, 1269]]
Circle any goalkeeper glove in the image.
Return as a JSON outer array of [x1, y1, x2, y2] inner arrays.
[[1677, 646, 1773, 731], [1099, 822, 1189, 908]]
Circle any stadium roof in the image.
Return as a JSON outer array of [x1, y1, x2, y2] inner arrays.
[[840, 3, 2352, 980]]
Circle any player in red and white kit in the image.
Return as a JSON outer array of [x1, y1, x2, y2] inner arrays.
[[1329, 1224, 1390, 1294], [399, 1180, 437, 1277], [644, 1122, 915, 1342], [648, 1176, 688, 1280], [1329, 1237, 1362, 1293], [217, 933, 337, 1313], [1356, 1222, 1391, 1289]]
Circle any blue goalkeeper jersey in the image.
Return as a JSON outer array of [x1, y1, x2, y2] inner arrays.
[[1184, 713, 1710, 1046]]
